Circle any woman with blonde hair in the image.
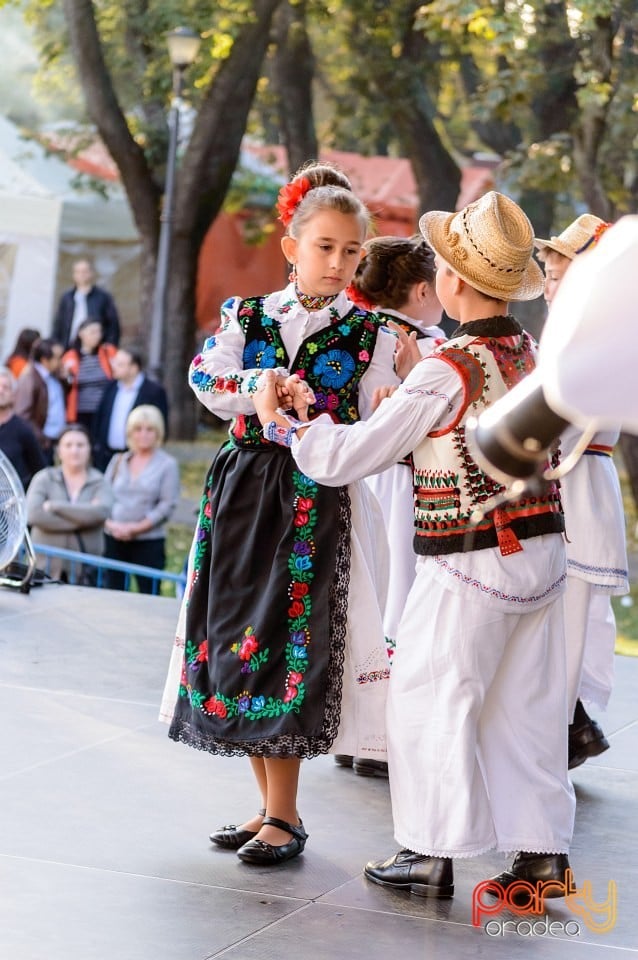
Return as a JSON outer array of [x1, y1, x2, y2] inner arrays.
[[103, 404, 180, 593]]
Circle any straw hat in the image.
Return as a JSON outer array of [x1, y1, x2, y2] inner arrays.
[[534, 213, 607, 260], [419, 192, 544, 302]]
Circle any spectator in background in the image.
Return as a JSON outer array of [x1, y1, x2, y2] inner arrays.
[[5, 328, 41, 379], [63, 318, 117, 433], [14, 338, 67, 464], [0, 366, 46, 490], [92, 346, 169, 471], [26, 423, 113, 584], [103, 405, 179, 594], [53, 259, 120, 350]]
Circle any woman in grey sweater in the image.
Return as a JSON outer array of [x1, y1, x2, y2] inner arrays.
[[103, 404, 180, 593], [26, 423, 113, 582]]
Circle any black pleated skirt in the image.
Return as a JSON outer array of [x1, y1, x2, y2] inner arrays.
[[168, 440, 351, 757]]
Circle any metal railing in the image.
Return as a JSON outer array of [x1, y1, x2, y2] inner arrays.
[[25, 543, 187, 597]]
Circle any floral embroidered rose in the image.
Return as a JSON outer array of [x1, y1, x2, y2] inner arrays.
[[293, 555, 312, 571], [237, 695, 251, 713], [290, 630, 307, 645], [251, 696, 266, 712], [196, 641, 208, 663], [297, 497, 314, 511], [294, 512, 309, 528], [291, 582, 309, 599], [358, 350, 370, 362], [313, 349, 356, 388], [239, 635, 259, 660], [283, 687, 298, 703], [288, 599, 305, 618], [288, 671, 303, 686], [204, 696, 227, 718]]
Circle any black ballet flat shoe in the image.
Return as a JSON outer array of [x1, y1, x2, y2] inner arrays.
[[353, 757, 389, 778], [334, 754, 354, 767], [209, 808, 266, 849], [364, 849, 454, 899], [236, 816, 308, 865], [489, 852, 572, 906]]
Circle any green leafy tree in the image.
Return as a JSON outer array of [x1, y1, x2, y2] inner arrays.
[[13, 0, 284, 437]]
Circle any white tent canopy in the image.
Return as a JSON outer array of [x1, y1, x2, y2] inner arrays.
[[0, 114, 140, 361]]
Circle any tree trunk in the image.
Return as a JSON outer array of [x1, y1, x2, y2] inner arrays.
[[571, 16, 614, 219], [62, 0, 160, 248], [162, 231, 201, 440], [273, 0, 318, 173]]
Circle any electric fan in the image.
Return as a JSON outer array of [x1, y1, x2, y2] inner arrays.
[[0, 449, 37, 592]]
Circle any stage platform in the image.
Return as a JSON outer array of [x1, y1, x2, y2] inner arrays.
[[0, 583, 636, 959]]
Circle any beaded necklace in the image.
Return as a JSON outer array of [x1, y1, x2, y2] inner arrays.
[[295, 285, 339, 311]]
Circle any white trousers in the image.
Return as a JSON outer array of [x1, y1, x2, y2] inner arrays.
[[564, 578, 617, 715], [387, 562, 575, 857]]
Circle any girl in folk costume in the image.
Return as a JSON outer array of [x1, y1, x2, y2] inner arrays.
[[535, 215, 629, 769], [337, 235, 445, 778], [253, 192, 576, 899], [161, 162, 396, 865]]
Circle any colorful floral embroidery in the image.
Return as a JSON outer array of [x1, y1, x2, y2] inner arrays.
[[187, 469, 318, 722], [244, 340, 277, 368], [229, 297, 380, 448], [230, 626, 269, 675], [313, 349, 356, 388]]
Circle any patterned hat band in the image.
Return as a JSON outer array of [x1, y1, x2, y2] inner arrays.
[[419, 192, 545, 302]]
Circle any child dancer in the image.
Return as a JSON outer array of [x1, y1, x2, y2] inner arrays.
[[254, 192, 575, 899], [535, 214, 629, 767], [337, 235, 444, 778], [163, 161, 396, 865]]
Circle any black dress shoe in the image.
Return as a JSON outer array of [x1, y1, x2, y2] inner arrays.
[[209, 808, 265, 849], [490, 852, 572, 906], [353, 757, 389, 778], [364, 849, 454, 898], [568, 714, 609, 769], [237, 816, 308, 865]]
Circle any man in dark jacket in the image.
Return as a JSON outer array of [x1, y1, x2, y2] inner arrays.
[[91, 346, 169, 471], [0, 366, 46, 489], [52, 259, 120, 349]]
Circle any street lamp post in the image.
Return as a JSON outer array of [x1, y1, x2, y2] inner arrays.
[[148, 26, 201, 383]]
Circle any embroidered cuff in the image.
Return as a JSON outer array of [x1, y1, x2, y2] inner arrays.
[[263, 420, 303, 447]]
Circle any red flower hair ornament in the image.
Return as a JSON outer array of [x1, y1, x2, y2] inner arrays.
[[276, 176, 312, 226], [345, 284, 375, 310]]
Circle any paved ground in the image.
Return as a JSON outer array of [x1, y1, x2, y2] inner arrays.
[[0, 584, 636, 959]]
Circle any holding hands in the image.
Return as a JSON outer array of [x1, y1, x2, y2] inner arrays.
[[254, 371, 315, 424]]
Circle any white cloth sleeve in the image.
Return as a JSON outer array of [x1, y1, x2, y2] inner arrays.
[[188, 296, 289, 419], [292, 357, 465, 486]]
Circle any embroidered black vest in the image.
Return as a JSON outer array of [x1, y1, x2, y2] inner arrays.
[[412, 316, 564, 555], [231, 297, 381, 448]]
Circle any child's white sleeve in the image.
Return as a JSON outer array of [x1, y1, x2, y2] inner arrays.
[[189, 296, 289, 419], [292, 357, 464, 486]]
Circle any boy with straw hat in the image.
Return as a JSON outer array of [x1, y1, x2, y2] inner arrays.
[[535, 215, 629, 771], [253, 190, 575, 900]]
